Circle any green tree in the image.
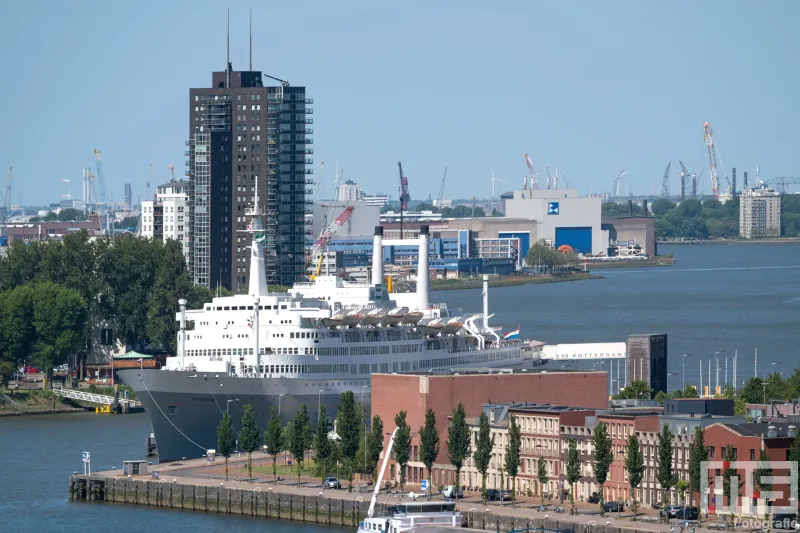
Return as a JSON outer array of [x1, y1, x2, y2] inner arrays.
[[0, 360, 14, 388], [115, 215, 139, 229], [651, 199, 677, 216], [625, 433, 644, 518], [592, 421, 613, 515], [537, 456, 548, 505], [789, 433, 800, 465], [217, 412, 235, 481], [31, 282, 88, 386], [656, 424, 676, 508], [418, 408, 440, 501], [57, 208, 87, 222], [688, 427, 708, 510], [505, 414, 522, 508], [239, 404, 261, 480], [0, 284, 34, 370], [566, 438, 580, 513], [367, 415, 384, 481], [337, 391, 360, 461], [754, 448, 772, 518], [473, 411, 494, 504], [146, 239, 191, 355], [315, 405, 332, 483], [264, 407, 283, 481], [676, 479, 689, 507], [394, 411, 412, 491], [722, 444, 741, 525], [446, 403, 470, 503], [291, 404, 310, 482], [616, 380, 653, 400]]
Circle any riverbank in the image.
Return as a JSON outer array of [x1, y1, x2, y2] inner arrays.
[[70, 456, 733, 533], [431, 272, 601, 291], [0, 390, 86, 416], [588, 256, 675, 269], [660, 238, 800, 245]]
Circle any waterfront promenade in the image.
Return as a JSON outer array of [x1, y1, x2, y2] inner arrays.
[[72, 454, 739, 533]]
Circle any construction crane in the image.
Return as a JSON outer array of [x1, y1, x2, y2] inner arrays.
[[397, 161, 410, 239], [436, 167, 447, 208], [93, 149, 111, 234], [2, 167, 12, 240], [168, 164, 176, 181], [678, 161, 690, 201], [524, 154, 537, 190], [661, 161, 671, 198], [307, 205, 355, 263], [147, 164, 153, 201], [262, 73, 289, 87], [760, 177, 800, 194], [703, 122, 721, 199], [613, 169, 630, 198]]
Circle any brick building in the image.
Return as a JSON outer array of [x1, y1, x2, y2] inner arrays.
[[6, 216, 102, 243], [370, 369, 608, 488], [703, 422, 797, 516]]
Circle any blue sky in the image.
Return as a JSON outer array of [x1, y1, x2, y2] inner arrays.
[[1, 0, 798, 205]]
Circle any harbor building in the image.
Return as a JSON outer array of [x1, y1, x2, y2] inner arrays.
[[504, 189, 604, 255], [187, 64, 312, 291], [141, 181, 190, 259], [739, 186, 781, 238]]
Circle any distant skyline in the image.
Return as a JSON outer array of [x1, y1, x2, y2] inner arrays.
[[1, 1, 798, 205]]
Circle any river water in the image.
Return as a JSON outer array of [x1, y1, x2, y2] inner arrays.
[[1, 244, 797, 532]]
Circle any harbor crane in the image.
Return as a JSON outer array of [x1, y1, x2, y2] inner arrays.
[[397, 161, 410, 239], [661, 161, 671, 198], [703, 122, 721, 199], [524, 153, 537, 190], [2, 167, 12, 239], [436, 167, 447, 207]]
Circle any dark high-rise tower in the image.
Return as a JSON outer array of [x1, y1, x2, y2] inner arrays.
[[187, 64, 312, 291]]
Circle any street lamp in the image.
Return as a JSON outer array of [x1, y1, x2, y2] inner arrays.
[[362, 385, 370, 474], [682, 353, 691, 392], [771, 362, 780, 377], [318, 389, 328, 421], [226, 398, 239, 415]]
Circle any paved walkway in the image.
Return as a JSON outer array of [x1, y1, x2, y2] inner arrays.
[[100, 456, 753, 533]]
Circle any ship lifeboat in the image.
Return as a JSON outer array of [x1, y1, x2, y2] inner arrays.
[[440, 316, 464, 335], [321, 311, 347, 328], [419, 317, 445, 336], [341, 308, 366, 326], [360, 308, 387, 326], [400, 311, 424, 325], [381, 307, 408, 326]]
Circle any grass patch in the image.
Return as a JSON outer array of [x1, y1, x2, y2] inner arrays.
[[248, 462, 316, 477]]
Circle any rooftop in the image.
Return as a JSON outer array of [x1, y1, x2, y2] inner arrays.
[[720, 422, 798, 438]]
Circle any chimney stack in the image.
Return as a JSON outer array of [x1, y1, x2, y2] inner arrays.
[[371, 226, 384, 286], [417, 225, 430, 311]]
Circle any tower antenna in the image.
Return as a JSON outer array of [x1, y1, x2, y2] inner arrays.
[[226, 9, 230, 87], [249, 8, 253, 71]]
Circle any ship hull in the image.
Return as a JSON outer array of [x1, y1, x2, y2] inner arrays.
[[117, 369, 369, 463]]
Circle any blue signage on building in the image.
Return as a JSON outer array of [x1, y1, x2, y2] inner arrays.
[[547, 202, 560, 215]]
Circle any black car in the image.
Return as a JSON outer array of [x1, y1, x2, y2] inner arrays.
[[587, 492, 600, 504], [603, 501, 624, 513], [661, 506, 699, 520]]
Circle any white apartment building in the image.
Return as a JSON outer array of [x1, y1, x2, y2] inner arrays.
[[336, 180, 362, 202], [141, 181, 190, 259], [739, 186, 781, 238]]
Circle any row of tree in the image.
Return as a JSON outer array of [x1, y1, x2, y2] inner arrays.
[[524, 241, 581, 272], [603, 195, 800, 239], [29, 208, 88, 223], [0, 232, 218, 385]]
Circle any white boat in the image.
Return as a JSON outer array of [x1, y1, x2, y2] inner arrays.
[[381, 307, 408, 326], [360, 308, 387, 326], [358, 428, 462, 533], [400, 311, 424, 325], [341, 308, 366, 326]]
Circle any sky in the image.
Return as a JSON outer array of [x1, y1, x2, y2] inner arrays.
[[1, 0, 798, 206]]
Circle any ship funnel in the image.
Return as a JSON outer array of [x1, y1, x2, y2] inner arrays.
[[417, 225, 430, 311], [372, 226, 384, 286]]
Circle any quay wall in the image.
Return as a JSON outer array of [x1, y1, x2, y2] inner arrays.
[[70, 475, 669, 533]]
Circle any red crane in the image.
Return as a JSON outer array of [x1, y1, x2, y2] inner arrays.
[[704, 122, 720, 199]]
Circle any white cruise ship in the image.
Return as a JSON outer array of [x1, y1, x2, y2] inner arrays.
[[118, 187, 538, 462]]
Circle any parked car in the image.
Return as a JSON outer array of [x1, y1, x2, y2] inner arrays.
[[442, 485, 463, 499], [660, 506, 699, 520], [603, 501, 624, 513], [587, 492, 600, 504], [324, 477, 340, 489]]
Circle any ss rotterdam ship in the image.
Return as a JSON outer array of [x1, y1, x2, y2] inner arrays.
[[118, 185, 539, 462]]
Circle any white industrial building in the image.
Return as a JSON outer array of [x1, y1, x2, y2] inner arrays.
[[504, 188, 604, 255], [141, 181, 190, 258]]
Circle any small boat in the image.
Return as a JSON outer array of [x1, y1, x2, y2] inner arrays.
[[321, 311, 347, 328], [440, 316, 464, 335], [400, 311, 424, 325], [360, 308, 387, 326], [341, 308, 366, 326], [358, 427, 462, 533], [419, 318, 445, 336], [381, 307, 408, 326]]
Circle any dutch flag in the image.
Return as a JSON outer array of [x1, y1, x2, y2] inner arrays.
[[136, 357, 143, 363], [503, 326, 520, 340]]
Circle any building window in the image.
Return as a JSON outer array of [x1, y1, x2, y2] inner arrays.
[[101, 328, 114, 346]]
